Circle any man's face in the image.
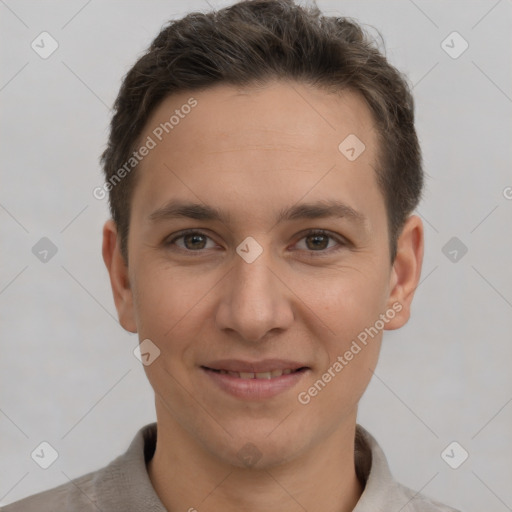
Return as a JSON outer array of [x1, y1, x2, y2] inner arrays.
[[106, 80, 420, 467]]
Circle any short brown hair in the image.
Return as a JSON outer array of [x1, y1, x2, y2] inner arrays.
[[100, 0, 422, 262]]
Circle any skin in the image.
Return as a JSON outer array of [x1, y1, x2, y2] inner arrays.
[[103, 80, 423, 512]]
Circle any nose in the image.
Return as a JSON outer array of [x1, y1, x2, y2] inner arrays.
[[214, 245, 294, 343]]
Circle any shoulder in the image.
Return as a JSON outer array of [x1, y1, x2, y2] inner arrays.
[[354, 425, 462, 512], [397, 482, 462, 512], [2, 423, 160, 512], [1, 469, 102, 512]]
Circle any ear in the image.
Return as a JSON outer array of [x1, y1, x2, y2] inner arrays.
[[384, 215, 424, 330], [102, 219, 137, 333]]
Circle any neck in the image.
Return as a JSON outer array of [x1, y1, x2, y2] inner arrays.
[[147, 413, 363, 512]]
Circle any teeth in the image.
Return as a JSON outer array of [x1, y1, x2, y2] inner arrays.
[[215, 368, 299, 379]]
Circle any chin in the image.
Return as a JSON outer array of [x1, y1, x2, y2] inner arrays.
[[206, 425, 311, 470]]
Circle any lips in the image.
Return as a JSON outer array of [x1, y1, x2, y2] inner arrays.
[[205, 368, 299, 379], [201, 361, 309, 400], [201, 358, 308, 375]]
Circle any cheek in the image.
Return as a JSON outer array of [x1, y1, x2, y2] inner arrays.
[[131, 259, 201, 333], [132, 264, 205, 398], [297, 280, 385, 423], [130, 260, 222, 375], [130, 267, 187, 365], [308, 265, 390, 341], [305, 267, 388, 392], [309, 336, 382, 423]]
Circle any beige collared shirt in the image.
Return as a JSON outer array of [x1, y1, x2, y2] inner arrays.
[[3, 423, 460, 511]]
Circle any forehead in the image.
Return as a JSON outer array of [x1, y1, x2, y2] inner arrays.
[[131, 80, 381, 223], [141, 80, 375, 158]]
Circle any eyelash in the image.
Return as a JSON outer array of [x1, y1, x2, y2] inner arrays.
[[165, 229, 347, 256]]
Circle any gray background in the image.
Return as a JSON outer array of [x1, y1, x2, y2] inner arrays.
[[1, 1, 511, 510]]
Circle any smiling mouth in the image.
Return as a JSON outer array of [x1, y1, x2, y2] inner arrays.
[[202, 367, 308, 379]]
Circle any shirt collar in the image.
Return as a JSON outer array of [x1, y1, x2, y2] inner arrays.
[[93, 422, 447, 511]]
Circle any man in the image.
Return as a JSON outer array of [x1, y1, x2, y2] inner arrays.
[[4, 0, 460, 510]]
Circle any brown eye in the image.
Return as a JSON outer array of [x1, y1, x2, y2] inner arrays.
[[182, 233, 207, 250], [167, 230, 216, 251], [305, 233, 330, 250], [294, 230, 345, 254]]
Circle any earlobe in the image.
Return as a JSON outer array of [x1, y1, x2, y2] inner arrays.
[[102, 220, 138, 333], [385, 215, 424, 330]]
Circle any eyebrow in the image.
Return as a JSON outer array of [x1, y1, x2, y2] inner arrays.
[[148, 199, 366, 226]]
